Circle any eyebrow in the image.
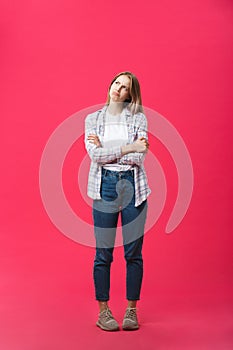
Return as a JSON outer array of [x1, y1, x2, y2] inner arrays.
[[115, 79, 130, 87]]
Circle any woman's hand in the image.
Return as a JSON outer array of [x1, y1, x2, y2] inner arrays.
[[121, 137, 149, 155], [87, 134, 102, 147], [132, 137, 149, 153]]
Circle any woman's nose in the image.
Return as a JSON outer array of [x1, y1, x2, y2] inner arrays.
[[116, 84, 121, 91]]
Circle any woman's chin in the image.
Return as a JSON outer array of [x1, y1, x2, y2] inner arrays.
[[110, 97, 124, 104]]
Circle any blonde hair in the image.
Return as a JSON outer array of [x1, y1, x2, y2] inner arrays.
[[106, 71, 143, 114]]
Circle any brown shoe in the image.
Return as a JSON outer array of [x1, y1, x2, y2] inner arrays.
[[122, 307, 139, 330], [96, 308, 119, 331]]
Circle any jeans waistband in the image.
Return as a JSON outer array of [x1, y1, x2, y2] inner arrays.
[[102, 168, 134, 178]]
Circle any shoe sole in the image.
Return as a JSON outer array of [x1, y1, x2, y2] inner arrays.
[[96, 321, 119, 331], [122, 325, 139, 331]]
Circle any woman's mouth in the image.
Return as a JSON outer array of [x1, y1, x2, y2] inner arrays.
[[112, 91, 120, 96]]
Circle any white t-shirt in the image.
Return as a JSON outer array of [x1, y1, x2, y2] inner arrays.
[[102, 110, 133, 171]]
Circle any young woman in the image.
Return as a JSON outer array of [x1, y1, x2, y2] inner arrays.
[[85, 71, 151, 331]]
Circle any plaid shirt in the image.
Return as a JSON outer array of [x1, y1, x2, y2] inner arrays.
[[84, 105, 151, 207]]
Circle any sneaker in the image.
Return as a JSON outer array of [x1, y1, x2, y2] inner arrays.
[[96, 308, 119, 331], [122, 307, 139, 330]]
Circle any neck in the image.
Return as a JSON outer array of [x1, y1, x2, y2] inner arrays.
[[107, 102, 124, 115]]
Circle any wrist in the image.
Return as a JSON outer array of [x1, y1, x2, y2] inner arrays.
[[121, 144, 134, 156]]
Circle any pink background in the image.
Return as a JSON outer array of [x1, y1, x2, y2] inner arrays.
[[1, 0, 233, 349]]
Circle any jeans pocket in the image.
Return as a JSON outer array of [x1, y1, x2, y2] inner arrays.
[[101, 168, 108, 180]]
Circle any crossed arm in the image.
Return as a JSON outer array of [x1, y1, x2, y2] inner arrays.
[[85, 113, 149, 166], [87, 135, 149, 166]]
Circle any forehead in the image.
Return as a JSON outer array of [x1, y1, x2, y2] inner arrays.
[[115, 75, 131, 86]]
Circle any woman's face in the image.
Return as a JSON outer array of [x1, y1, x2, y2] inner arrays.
[[109, 75, 131, 103]]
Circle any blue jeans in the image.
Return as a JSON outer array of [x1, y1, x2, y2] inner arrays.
[[93, 168, 148, 301]]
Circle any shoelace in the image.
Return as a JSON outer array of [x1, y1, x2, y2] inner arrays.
[[125, 308, 137, 319], [101, 308, 114, 322]]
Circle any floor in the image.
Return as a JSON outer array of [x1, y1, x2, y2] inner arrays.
[[1, 283, 232, 350]]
